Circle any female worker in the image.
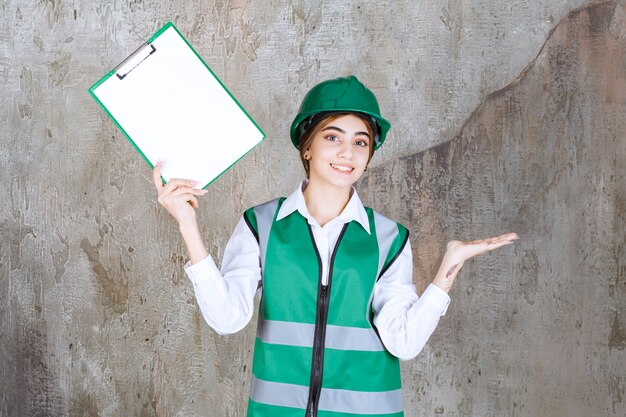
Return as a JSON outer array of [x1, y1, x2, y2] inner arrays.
[[152, 75, 518, 416]]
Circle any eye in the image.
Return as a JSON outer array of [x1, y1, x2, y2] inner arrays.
[[324, 135, 339, 142], [355, 139, 369, 148]]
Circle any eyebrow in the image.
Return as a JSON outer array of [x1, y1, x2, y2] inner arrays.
[[321, 126, 371, 139]]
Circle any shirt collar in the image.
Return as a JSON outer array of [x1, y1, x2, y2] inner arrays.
[[276, 180, 371, 234]]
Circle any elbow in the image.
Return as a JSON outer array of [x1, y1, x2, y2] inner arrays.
[[204, 317, 246, 336], [397, 353, 415, 361], [212, 326, 239, 336], [199, 306, 251, 336], [379, 331, 426, 361], [394, 343, 426, 361]]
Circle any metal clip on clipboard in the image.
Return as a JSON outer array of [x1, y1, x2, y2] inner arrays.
[[114, 42, 157, 80]]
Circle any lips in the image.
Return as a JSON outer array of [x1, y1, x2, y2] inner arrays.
[[331, 163, 354, 173]]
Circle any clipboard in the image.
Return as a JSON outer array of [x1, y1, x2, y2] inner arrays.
[[88, 22, 266, 189]]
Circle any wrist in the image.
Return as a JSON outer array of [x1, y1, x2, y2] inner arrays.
[[179, 219, 199, 236], [442, 248, 464, 269], [432, 251, 465, 294], [178, 220, 208, 265]]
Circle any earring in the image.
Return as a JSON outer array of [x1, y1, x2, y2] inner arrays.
[[364, 165, 368, 172]]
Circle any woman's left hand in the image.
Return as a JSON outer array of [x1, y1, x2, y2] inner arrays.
[[433, 232, 518, 293], [445, 232, 518, 266]]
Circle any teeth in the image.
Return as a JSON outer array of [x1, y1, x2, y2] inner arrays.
[[332, 164, 353, 172]]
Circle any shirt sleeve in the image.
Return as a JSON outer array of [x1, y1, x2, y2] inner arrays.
[[183, 215, 261, 335], [371, 239, 451, 360]]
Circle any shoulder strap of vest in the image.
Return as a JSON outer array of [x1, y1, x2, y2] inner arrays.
[[372, 210, 410, 280], [243, 208, 260, 243], [246, 202, 408, 279], [243, 197, 285, 271]]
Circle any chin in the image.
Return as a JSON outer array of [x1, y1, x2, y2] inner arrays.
[[329, 173, 364, 189]]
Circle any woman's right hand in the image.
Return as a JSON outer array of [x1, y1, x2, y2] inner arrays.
[[152, 160, 208, 228]]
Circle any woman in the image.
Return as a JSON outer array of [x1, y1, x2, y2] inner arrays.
[[153, 76, 518, 416]]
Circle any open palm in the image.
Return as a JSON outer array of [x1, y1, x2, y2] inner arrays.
[[446, 232, 518, 265]]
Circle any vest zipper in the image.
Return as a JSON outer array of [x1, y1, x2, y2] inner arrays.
[[305, 223, 349, 417]]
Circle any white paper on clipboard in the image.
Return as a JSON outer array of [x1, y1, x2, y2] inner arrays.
[[89, 23, 265, 189]]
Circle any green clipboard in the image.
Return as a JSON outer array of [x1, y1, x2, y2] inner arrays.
[[88, 22, 266, 189]]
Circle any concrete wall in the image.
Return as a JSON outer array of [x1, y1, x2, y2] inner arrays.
[[1, 1, 623, 416]]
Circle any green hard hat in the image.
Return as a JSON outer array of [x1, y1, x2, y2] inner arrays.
[[289, 75, 391, 150]]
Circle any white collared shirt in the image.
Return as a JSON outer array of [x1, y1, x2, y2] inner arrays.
[[184, 180, 451, 360]]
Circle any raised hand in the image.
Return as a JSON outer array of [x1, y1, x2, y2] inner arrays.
[[152, 160, 207, 228], [445, 232, 518, 266], [433, 232, 519, 293]]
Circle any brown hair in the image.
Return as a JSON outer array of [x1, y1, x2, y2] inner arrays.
[[298, 113, 376, 178]]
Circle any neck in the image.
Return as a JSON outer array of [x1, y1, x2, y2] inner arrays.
[[303, 180, 352, 227]]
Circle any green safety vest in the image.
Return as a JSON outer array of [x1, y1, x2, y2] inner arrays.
[[243, 197, 409, 417]]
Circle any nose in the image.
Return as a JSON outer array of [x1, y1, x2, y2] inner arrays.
[[337, 141, 353, 160]]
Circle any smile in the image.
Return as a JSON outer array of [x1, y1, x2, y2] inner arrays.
[[331, 163, 354, 173]]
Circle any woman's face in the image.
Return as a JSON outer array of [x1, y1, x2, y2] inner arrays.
[[304, 114, 371, 190]]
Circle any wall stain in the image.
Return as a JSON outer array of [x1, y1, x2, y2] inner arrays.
[[170, 253, 186, 285], [515, 249, 539, 305], [79, 219, 129, 314], [2, 208, 37, 271], [609, 193, 625, 298], [69, 392, 100, 417], [15, 324, 64, 416], [608, 311, 626, 350], [51, 231, 69, 284], [48, 53, 71, 89], [609, 375, 623, 414], [578, 0, 616, 33]]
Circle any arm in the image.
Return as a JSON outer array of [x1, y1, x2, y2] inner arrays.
[[183, 216, 261, 335], [180, 220, 209, 266], [152, 161, 260, 335], [372, 240, 451, 361], [373, 233, 519, 360]]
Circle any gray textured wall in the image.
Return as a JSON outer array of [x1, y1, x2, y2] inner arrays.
[[1, 1, 624, 416]]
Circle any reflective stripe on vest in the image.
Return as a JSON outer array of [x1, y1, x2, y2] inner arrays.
[[250, 376, 404, 415], [253, 197, 281, 271], [244, 198, 408, 416], [257, 319, 385, 351]]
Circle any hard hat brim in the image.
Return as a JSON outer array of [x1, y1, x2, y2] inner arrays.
[[290, 110, 390, 150]]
